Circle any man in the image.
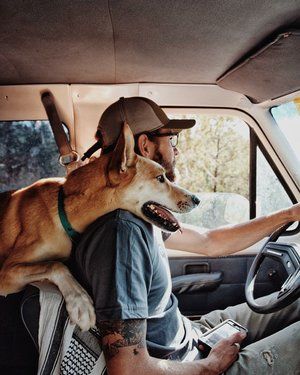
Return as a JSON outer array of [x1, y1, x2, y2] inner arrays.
[[75, 97, 300, 374]]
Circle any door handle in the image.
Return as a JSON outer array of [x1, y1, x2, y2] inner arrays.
[[172, 272, 223, 294]]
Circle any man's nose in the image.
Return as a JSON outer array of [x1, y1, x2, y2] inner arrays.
[[191, 195, 200, 206], [174, 147, 179, 156]]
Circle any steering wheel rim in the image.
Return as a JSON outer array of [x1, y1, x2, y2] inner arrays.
[[245, 222, 300, 313]]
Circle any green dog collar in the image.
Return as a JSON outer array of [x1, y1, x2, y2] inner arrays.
[[58, 186, 81, 244]]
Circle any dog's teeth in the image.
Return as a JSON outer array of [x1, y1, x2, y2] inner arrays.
[[145, 202, 178, 230]]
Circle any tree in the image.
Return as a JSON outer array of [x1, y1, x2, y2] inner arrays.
[[176, 115, 249, 199], [0, 121, 65, 192], [173, 114, 250, 228]]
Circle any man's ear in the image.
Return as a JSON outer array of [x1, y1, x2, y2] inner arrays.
[[108, 123, 137, 186], [137, 133, 155, 158]]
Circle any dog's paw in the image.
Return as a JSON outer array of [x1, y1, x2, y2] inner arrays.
[[65, 291, 96, 332]]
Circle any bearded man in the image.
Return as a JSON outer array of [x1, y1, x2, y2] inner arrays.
[[74, 96, 300, 375]]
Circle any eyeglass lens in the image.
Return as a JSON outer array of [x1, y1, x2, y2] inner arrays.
[[170, 135, 178, 147]]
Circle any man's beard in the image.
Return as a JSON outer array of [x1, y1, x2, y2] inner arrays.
[[153, 148, 176, 182]]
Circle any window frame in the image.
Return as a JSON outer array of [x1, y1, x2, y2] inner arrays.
[[164, 106, 299, 235]]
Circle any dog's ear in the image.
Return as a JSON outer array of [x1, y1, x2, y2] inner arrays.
[[108, 123, 137, 186]]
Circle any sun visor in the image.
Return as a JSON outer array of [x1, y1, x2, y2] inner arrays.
[[217, 30, 300, 103]]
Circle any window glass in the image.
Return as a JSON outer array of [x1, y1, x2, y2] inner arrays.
[[271, 98, 300, 163], [171, 114, 250, 229], [256, 148, 293, 216], [0, 120, 66, 192]]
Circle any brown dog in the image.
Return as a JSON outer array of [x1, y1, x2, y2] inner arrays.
[[0, 123, 199, 330]]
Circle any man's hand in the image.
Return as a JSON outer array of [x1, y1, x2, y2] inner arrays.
[[286, 202, 300, 222], [200, 331, 247, 375]]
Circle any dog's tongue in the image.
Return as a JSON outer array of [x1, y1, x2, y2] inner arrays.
[[155, 205, 179, 226], [154, 205, 181, 232], [142, 201, 181, 232]]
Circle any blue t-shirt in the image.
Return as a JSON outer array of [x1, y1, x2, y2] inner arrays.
[[74, 209, 200, 359]]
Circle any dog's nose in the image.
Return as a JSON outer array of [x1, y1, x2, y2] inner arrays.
[[191, 195, 200, 206]]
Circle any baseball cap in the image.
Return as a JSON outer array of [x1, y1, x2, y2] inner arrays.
[[82, 96, 195, 160]]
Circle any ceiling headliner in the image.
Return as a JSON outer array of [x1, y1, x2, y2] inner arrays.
[[0, 0, 299, 101]]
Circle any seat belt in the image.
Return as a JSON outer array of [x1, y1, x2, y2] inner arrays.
[[41, 91, 80, 174]]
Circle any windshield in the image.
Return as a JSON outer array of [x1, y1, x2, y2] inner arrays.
[[271, 98, 300, 163]]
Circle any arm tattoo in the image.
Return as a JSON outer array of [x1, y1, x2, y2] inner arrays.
[[98, 319, 146, 360]]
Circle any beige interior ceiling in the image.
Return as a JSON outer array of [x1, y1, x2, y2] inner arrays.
[[0, 0, 299, 97]]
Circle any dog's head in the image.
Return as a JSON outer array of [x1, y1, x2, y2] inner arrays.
[[107, 123, 200, 232]]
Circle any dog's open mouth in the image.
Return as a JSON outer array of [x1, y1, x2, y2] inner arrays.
[[142, 201, 181, 232]]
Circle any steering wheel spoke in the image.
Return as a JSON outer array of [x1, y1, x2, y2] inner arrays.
[[278, 268, 300, 298], [263, 246, 284, 259]]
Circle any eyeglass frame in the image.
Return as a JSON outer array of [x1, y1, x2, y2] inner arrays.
[[144, 131, 179, 148]]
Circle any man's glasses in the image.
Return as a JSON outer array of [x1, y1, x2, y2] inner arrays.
[[146, 132, 179, 148]]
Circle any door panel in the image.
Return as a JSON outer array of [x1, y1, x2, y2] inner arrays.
[[169, 254, 288, 317]]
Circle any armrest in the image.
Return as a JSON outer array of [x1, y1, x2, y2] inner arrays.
[[172, 272, 223, 294]]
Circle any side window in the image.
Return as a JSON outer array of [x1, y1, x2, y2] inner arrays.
[[173, 114, 250, 229], [168, 113, 294, 230], [271, 98, 300, 163], [256, 148, 292, 216], [0, 120, 66, 192]]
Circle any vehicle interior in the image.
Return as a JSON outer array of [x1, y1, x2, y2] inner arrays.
[[0, 1, 299, 373]]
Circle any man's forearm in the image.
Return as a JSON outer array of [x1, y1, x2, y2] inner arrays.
[[106, 337, 243, 375], [99, 319, 244, 375], [107, 350, 218, 375], [145, 356, 217, 375], [99, 319, 221, 375], [165, 204, 299, 256], [205, 207, 292, 256]]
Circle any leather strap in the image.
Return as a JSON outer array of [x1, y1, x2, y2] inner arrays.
[[41, 91, 80, 173]]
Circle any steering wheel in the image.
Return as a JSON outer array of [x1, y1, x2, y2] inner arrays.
[[245, 222, 300, 313]]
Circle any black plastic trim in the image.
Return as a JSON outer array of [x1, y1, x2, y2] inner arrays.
[[249, 128, 257, 219]]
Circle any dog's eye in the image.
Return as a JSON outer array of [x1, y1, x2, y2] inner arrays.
[[156, 175, 165, 183]]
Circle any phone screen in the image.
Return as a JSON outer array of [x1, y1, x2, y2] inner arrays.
[[200, 320, 246, 348]]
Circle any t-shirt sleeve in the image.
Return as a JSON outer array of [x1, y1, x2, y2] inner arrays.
[[161, 231, 171, 242], [77, 219, 153, 321]]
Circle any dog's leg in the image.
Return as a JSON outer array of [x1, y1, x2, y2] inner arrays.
[[0, 261, 96, 331]]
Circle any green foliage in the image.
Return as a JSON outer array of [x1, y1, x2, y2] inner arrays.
[[175, 115, 249, 199], [0, 120, 65, 192]]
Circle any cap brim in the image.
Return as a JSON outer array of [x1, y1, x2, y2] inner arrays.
[[162, 119, 196, 131]]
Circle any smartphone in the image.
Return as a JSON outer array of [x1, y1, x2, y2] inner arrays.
[[199, 319, 247, 349]]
